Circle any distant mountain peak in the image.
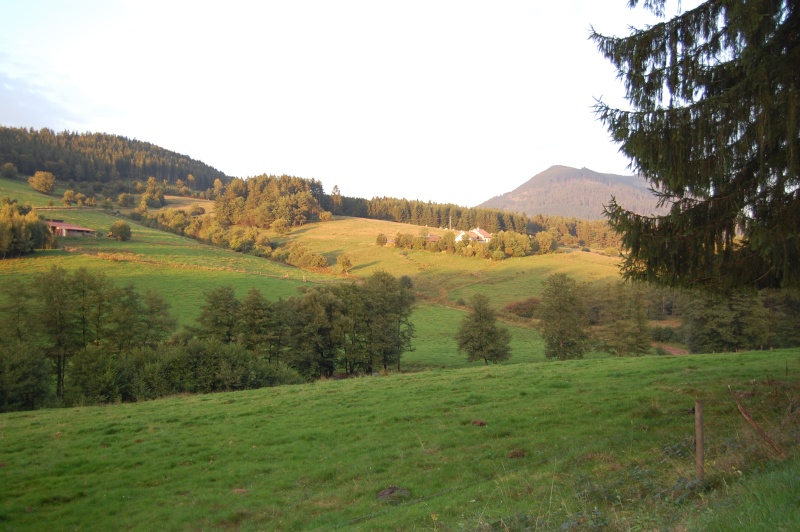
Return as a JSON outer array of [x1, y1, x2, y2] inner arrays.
[[478, 165, 666, 220]]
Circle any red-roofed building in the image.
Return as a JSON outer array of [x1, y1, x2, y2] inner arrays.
[[454, 227, 493, 244], [46, 220, 97, 237]]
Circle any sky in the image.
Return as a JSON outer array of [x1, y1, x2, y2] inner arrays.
[[0, 0, 693, 207]]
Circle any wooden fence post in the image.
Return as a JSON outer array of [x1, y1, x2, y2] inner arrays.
[[695, 400, 704, 482]]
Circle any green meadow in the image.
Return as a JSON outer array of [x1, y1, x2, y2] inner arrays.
[[2, 178, 799, 529], [1, 351, 798, 530], [274, 215, 621, 308], [0, 177, 54, 207]]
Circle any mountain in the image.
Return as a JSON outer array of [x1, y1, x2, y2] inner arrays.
[[478, 165, 668, 220]]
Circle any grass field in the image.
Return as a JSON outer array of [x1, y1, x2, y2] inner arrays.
[[0, 176, 55, 207], [2, 177, 799, 529], [0, 206, 332, 326], [1, 350, 798, 530], [274, 215, 621, 307]]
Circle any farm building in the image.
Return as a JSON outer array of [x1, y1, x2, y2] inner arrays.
[[454, 227, 492, 244], [46, 219, 96, 237]]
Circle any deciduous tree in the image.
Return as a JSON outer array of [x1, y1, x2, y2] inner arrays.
[[196, 286, 241, 343], [539, 274, 590, 360], [109, 220, 132, 241], [455, 294, 512, 365], [337, 253, 352, 274], [28, 171, 55, 194]]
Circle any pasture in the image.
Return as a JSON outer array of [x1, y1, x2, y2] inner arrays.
[[1, 350, 798, 529]]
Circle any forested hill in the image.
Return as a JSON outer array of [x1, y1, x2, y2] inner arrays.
[[0, 126, 229, 191], [478, 165, 669, 220]]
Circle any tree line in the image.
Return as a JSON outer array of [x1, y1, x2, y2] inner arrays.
[[0, 126, 229, 191], [330, 194, 623, 249], [0, 268, 415, 412], [527, 274, 800, 360]]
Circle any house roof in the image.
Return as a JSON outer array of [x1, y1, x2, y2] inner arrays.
[[46, 220, 96, 233]]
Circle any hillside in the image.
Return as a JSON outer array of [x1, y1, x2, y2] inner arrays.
[[0, 126, 229, 191], [479, 165, 669, 220], [3, 176, 800, 529], [1, 351, 798, 529]]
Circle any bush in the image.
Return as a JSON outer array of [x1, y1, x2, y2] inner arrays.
[[0, 162, 18, 180], [503, 297, 541, 319], [28, 171, 55, 194], [118, 193, 135, 207], [650, 325, 681, 343], [319, 211, 333, 222], [272, 218, 290, 235], [109, 220, 132, 241], [376, 233, 388, 246]]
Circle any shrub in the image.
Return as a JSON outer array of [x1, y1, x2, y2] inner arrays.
[[109, 220, 132, 241], [28, 171, 55, 194], [0, 162, 18, 180], [117, 193, 135, 207], [650, 325, 681, 343], [503, 297, 541, 319], [376, 233, 388, 246], [272, 218, 290, 235]]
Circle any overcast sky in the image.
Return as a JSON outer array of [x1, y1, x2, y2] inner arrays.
[[0, 0, 692, 206]]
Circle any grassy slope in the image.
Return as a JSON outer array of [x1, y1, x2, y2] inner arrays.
[[0, 205, 328, 326], [2, 177, 799, 528], [0, 176, 54, 206], [282, 215, 620, 307], [1, 351, 798, 530], [1, 178, 618, 366]]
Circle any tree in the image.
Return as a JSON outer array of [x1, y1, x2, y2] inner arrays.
[[35, 266, 81, 399], [331, 185, 342, 214], [117, 193, 134, 207], [455, 294, 512, 365], [360, 272, 416, 372], [235, 288, 283, 359], [597, 282, 652, 356], [539, 274, 590, 360], [271, 218, 289, 235], [28, 171, 55, 194], [337, 253, 352, 274], [534, 231, 556, 254], [592, 1, 800, 290], [140, 290, 177, 347], [1, 162, 18, 180], [196, 286, 241, 343], [62, 190, 75, 206], [0, 340, 51, 411], [288, 287, 345, 378], [683, 291, 770, 353], [109, 220, 132, 241]]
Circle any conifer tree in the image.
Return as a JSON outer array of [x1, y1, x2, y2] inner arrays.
[[592, 1, 800, 290]]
